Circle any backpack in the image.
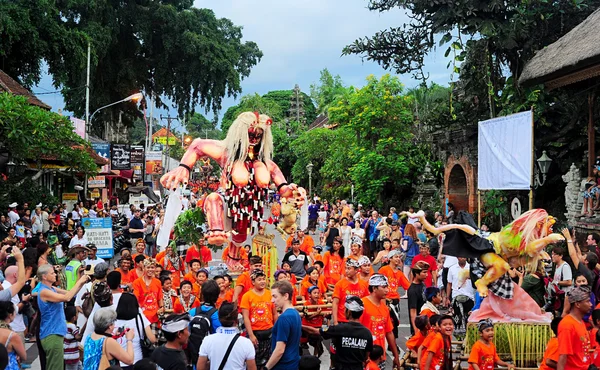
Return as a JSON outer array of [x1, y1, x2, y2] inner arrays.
[[187, 306, 218, 365], [81, 284, 96, 318]]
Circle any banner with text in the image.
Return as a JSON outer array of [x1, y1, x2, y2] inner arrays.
[[82, 218, 113, 259], [145, 151, 163, 175], [131, 145, 145, 180], [88, 176, 106, 188], [111, 144, 131, 170], [478, 111, 533, 190], [92, 143, 111, 173]]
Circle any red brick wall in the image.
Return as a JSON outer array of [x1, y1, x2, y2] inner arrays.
[[444, 155, 477, 214]]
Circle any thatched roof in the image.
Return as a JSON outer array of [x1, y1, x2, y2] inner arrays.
[[519, 7, 600, 88], [0, 69, 51, 110]]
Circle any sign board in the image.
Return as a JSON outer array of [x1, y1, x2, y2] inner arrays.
[[153, 136, 178, 146], [145, 151, 163, 175], [88, 176, 105, 188], [478, 111, 533, 190], [130, 145, 145, 180], [62, 193, 78, 201], [82, 218, 113, 259], [511, 197, 522, 220], [92, 143, 111, 173], [111, 144, 131, 170], [91, 189, 101, 198]]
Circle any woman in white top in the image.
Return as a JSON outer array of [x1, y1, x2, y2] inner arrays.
[[339, 217, 352, 250], [114, 293, 156, 367], [69, 227, 89, 249], [351, 220, 365, 241]]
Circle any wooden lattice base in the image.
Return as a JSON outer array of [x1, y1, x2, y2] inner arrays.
[[465, 322, 552, 368]]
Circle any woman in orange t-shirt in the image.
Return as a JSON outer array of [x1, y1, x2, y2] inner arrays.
[[300, 267, 328, 301], [172, 280, 200, 313], [323, 238, 344, 286]]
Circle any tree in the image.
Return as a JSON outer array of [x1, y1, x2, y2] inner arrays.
[[184, 112, 221, 140], [0, 1, 263, 134], [0, 93, 98, 174], [310, 69, 348, 114]]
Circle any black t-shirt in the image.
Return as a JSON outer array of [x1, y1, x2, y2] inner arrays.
[[129, 217, 144, 239], [150, 346, 187, 370], [407, 282, 426, 334], [320, 321, 373, 370], [325, 227, 340, 246]]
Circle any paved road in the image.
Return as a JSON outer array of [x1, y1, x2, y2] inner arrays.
[[28, 209, 413, 369]]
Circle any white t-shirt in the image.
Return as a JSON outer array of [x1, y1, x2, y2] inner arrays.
[[353, 210, 361, 221], [443, 256, 458, 269], [71, 210, 81, 220], [198, 328, 256, 370], [115, 314, 151, 366], [110, 209, 119, 217], [447, 263, 475, 300], [8, 211, 19, 226], [88, 209, 97, 219], [554, 261, 573, 293], [351, 228, 365, 240], [1, 281, 25, 332], [69, 235, 89, 248]]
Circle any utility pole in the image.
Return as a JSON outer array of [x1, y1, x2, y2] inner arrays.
[[85, 41, 91, 141], [160, 115, 178, 173]]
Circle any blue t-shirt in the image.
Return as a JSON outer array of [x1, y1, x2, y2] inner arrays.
[[308, 204, 319, 220], [270, 307, 301, 370], [189, 304, 221, 333]]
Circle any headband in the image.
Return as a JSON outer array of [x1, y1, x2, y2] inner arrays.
[[162, 315, 191, 333], [251, 269, 266, 280], [357, 256, 371, 267], [478, 319, 494, 332], [346, 258, 360, 268], [368, 274, 389, 287], [351, 236, 363, 246], [345, 297, 364, 312], [273, 269, 286, 280], [568, 286, 591, 304], [388, 249, 402, 259]]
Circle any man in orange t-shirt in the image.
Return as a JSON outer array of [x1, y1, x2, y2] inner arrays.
[[540, 317, 562, 370], [557, 286, 592, 370], [332, 259, 368, 325], [186, 241, 213, 267], [116, 257, 134, 285], [285, 230, 314, 255], [378, 250, 410, 340], [132, 259, 164, 329], [232, 255, 263, 306], [240, 269, 277, 368], [360, 274, 401, 369]]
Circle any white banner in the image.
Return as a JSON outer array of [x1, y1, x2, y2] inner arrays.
[[477, 111, 533, 190]]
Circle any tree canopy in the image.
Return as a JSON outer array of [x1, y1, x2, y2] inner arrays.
[[0, 0, 263, 134]]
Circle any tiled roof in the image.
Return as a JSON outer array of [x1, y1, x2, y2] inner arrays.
[[0, 69, 51, 110]]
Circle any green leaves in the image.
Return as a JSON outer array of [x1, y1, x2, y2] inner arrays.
[[0, 93, 98, 174]]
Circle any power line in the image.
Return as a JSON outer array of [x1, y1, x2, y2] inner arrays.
[[33, 86, 85, 95]]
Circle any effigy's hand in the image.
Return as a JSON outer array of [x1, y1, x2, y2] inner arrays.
[[160, 166, 190, 190], [279, 183, 297, 198]]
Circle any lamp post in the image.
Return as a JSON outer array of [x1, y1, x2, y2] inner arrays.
[[87, 93, 144, 140], [306, 162, 313, 198], [534, 150, 553, 188]]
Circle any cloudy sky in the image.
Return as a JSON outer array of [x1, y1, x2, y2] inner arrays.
[[34, 0, 452, 125]]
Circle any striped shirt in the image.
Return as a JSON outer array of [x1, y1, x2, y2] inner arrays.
[[64, 322, 81, 365]]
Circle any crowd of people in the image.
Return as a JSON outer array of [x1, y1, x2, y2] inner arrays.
[[0, 197, 600, 370]]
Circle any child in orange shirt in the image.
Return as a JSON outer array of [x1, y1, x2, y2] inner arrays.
[[468, 319, 515, 370], [406, 315, 430, 358], [214, 275, 234, 308], [365, 344, 384, 370], [421, 314, 453, 370], [301, 286, 326, 357], [274, 269, 298, 305], [418, 314, 441, 363], [539, 317, 562, 370], [420, 287, 441, 318]]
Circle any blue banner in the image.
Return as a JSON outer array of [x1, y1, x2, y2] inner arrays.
[[82, 218, 113, 259]]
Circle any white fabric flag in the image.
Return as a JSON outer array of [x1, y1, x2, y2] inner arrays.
[[156, 189, 182, 250], [478, 111, 533, 190]]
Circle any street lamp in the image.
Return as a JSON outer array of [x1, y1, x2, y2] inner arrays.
[[87, 93, 144, 139], [534, 150, 553, 187], [306, 162, 313, 198], [6, 159, 15, 175]]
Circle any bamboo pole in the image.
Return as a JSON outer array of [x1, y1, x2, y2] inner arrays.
[[529, 107, 534, 210]]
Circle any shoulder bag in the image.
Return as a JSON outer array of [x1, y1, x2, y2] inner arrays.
[[217, 333, 241, 370], [135, 313, 155, 357]]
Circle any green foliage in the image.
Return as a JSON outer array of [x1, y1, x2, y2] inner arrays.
[[174, 207, 206, 246], [0, 93, 98, 174], [482, 190, 509, 231], [0, 1, 263, 132], [0, 177, 59, 214], [184, 112, 221, 140], [310, 69, 349, 114], [220, 93, 285, 134], [291, 75, 429, 207]]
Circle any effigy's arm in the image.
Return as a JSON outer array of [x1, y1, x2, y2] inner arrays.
[[524, 233, 565, 257], [266, 159, 300, 199], [161, 139, 224, 189], [401, 211, 478, 236]]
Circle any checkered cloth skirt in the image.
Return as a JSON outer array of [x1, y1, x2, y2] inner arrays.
[[471, 259, 514, 299]]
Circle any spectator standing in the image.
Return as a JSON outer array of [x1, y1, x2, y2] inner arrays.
[[365, 212, 381, 257], [1, 265, 29, 341], [0, 301, 27, 370], [265, 281, 301, 370], [7, 204, 19, 226], [552, 246, 573, 313], [128, 209, 146, 248], [308, 201, 319, 234], [323, 218, 340, 251], [151, 313, 190, 370], [401, 224, 420, 279], [64, 306, 81, 370], [69, 226, 89, 249], [37, 264, 89, 370], [114, 293, 157, 367], [0, 247, 27, 302], [197, 302, 256, 370], [411, 245, 438, 288], [557, 287, 592, 370], [84, 244, 104, 267], [445, 257, 474, 336], [83, 307, 135, 369]]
